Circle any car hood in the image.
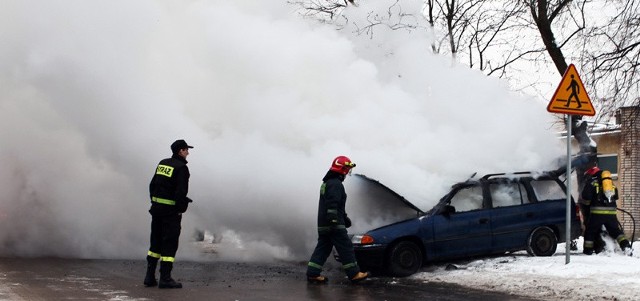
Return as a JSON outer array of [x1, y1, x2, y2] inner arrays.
[[345, 174, 424, 231]]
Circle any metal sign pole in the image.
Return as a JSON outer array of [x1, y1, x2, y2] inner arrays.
[[565, 114, 572, 264], [545, 64, 595, 264]]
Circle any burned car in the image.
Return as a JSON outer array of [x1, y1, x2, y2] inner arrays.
[[347, 171, 582, 277]]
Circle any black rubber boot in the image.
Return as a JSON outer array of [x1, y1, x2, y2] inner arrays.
[[143, 256, 158, 287], [620, 240, 633, 256], [158, 261, 182, 289]]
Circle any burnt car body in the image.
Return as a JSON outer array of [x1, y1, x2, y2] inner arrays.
[[349, 171, 582, 277]]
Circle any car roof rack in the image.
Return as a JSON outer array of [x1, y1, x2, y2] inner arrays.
[[480, 171, 539, 180]]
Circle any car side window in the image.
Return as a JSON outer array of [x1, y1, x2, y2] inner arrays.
[[449, 185, 483, 212], [530, 179, 565, 201], [490, 182, 527, 207]]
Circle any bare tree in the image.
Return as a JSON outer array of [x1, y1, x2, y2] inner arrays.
[[288, 0, 423, 35], [287, 0, 351, 24], [422, 1, 543, 80], [290, 0, 640, 162], [579, 0, 640, 120], [466, 2, 532, 76], [521, 0, 598, 180], [522, 0, 640, 183], [433, 0, 488, 59], [354, 1, 424, 38]]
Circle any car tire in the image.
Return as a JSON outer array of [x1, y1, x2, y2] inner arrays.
[[526, 226, 558, 256], [386, 241, 423, 277]]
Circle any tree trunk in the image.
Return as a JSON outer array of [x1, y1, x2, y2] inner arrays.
[[529, 0, 596, 185]]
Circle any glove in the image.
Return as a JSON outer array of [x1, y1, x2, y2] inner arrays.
[[177, 199, 190, 213], [345, 216, 352, 228], [176, 202, 189, 213]]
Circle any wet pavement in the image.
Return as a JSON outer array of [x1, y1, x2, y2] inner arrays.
[[0, 257, 540, 300]]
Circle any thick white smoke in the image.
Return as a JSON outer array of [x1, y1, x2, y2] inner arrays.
[[0, 0, 564, 261]]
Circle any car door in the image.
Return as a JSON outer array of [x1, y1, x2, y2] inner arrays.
[[488, 180, 532, 252], [430, 184, 492, 259]]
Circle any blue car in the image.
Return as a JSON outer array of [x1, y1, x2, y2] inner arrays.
[[350, 171, 582, 277]]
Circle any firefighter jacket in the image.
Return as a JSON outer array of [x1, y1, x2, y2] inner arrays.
[[149, 154, 191, 216], [316, 171, 348, 232], [580, 170, 618, 217]]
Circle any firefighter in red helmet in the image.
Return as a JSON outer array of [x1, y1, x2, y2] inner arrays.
[[580, 164, 631, 255], [306, 156, 368, 284]]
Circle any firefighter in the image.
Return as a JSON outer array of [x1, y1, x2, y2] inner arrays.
[[144, 139, 194, 288], [306, 156, 368, 284], [580, 165, 631, 256]]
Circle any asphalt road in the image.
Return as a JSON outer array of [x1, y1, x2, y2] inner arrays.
[[0, 257, 539, 301]]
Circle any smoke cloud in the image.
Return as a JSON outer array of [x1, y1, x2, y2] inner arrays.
[[0, 0, 564, 261]]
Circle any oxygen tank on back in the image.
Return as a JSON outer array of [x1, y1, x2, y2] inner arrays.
[[601, 170, 615, 203]]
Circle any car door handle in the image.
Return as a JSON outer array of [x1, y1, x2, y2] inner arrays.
[[526, 212, 534, 218], [478, 218, 489, 224]]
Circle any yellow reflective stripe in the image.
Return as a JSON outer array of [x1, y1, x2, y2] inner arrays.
[[161, 256, 175, 262], [156, 164, 174, 177], [591, 206, 615, 211], [308, 262, 323, 270], [591, 207, 617, 215], [317, 225, 346, 232], [342, 262, 357, 270], [152, 197, 176, 205], [148, 251, 161, 258]]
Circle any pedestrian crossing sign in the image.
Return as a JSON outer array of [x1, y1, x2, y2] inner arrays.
[[547, 64, 596, 116]]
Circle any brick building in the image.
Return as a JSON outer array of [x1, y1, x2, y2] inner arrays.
[[582, 106, 639, 241], [617, 107, 639, 240]]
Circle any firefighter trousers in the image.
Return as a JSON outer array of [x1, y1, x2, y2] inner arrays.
[[307, 228, 359, 279], [583, 213, 629, 253], [148, 213, 182, 261]]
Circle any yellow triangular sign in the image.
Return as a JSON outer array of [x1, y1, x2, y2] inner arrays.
[[547, 64, 595, 116]]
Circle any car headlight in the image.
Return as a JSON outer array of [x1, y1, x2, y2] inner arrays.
[[352, 234, 375, 245]]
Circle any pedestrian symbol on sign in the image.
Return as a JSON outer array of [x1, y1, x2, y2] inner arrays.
[[565, 75, 582, 108], [547, 64, 595, 116]]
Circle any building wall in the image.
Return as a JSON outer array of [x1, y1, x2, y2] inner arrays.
[[618, 107, 640, 240], [594, 134, 621, 156]]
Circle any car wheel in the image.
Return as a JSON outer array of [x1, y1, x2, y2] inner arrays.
[[526, 226, 558, 256], [386, 241, 423, 277]]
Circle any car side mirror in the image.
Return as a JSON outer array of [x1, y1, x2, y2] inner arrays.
[[441, 205, 456, 216]]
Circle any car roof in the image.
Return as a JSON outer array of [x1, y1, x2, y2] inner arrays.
[[355, 170, 563, 214], [453, 170, 561, 186]]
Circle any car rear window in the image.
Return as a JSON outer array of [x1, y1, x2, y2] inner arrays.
[[530, 179, 565, 202]]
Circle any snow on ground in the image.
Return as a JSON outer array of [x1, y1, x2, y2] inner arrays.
[[413, 238, 640, 301]]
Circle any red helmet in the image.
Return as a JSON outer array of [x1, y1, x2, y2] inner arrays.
[[585, 166, 600, 176], [330, 156, 356, 175]]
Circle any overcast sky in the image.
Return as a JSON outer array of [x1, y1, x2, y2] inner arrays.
[[0, 0, 566, 261]]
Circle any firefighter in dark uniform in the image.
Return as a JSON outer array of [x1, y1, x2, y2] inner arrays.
[[580, 165, 631, 255], [144, 139, 194, 288], [306, 156, 368, 284]]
